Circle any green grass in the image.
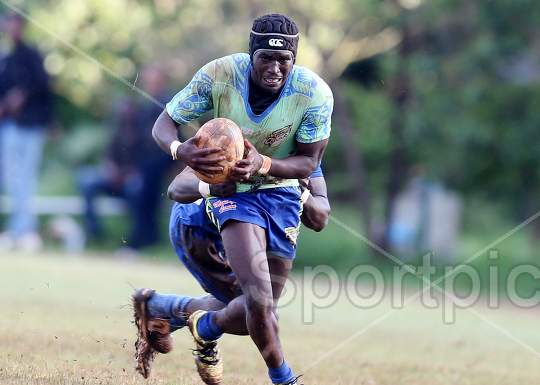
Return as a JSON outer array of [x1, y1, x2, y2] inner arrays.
[[1, 251, 540, 384]]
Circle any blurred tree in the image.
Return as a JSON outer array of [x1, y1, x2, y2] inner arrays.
[[329, 0, 540, 254], [379, 0, 540, 249], [7, 0, 540, 255]]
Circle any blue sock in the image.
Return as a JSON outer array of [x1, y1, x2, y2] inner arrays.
[[196, 311, 223, 341], [168, 318, 186, 333], [147, 293, 193, 323], [268, 359, 295, 384]]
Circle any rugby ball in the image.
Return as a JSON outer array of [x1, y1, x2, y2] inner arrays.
[[195, 118, 244, 184]]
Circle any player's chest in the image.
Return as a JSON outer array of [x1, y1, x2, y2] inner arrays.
[[240, 120, 296, 155], [213, 87, 308, 155]]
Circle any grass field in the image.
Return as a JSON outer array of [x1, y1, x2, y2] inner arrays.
[[1, 251, 540, 385]]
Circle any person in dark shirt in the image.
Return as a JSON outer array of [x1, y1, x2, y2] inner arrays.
[[127, 65, 176, 251], [77, 65, 175, 253], [0, 13, 53, 252]]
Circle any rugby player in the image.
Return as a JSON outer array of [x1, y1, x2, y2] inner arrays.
[[135, 13, 333, 385]]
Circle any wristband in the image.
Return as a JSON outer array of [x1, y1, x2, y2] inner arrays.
[[198, 180, 211, 198], [170, 140, 182, 160], [258, 155, 272, 175], [301, 188, 310, 203]]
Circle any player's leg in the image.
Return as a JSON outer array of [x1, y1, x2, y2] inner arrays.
[[203, 188, 301, 384], [135, 220, 233, 335], [211, 253, 292, 336], [186, 294, 247, 335], [143, 290, 227, 325], [181, 220, 274, 385], [181, 221, 273, 341], [266, 255, 297, 385], [147, 220, 240, 328], [220, 221, 291, 374], [266, 253, 293, 306]]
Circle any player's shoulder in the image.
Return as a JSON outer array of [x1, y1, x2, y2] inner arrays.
[[212, 53, 250, 71], [288, 65, 333, 100], [204, 53, 250, 83], [216, 53, 250, 64]]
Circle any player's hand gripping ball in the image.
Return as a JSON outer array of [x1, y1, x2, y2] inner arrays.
[[194, 118, 245, 184]]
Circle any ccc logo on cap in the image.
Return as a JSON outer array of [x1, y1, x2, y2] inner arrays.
[[268, 38, 284, 47]]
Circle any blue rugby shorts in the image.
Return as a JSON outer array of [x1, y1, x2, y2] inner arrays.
[[205, 187, 303, 259]]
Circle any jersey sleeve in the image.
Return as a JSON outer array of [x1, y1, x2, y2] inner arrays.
[[166, 61, 216, 125], [295, 79, 333, 144]]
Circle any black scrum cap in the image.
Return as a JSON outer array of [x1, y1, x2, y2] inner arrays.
[[249, 14, 299, 60]]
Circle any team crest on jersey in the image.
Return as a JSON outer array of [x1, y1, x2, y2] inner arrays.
[[285, 225, 300, 247], [264, 125, 292, 148]]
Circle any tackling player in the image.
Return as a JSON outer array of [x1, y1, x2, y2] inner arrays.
[[137, 13, 333, 385]]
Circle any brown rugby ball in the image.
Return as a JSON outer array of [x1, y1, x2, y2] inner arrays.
[[194, 118, 245, 184]]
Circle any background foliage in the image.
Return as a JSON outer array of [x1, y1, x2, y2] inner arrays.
[[1, 0, 539, 266]]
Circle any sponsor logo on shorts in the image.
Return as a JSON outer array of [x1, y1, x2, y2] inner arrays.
[[268, 38, 284, 47], [264, 125, 292, 148], [285, 225, 300, 247], [213, 199, 237, 213]]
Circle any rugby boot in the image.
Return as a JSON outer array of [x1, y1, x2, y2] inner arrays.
[[133, 330, 157, 379], [188, 310, 223, 385], [133, 288, 174, 354]]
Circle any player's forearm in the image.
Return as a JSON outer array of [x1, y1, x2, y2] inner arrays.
[[267, 155, 319, 179], [152, 109, 181, 155], [167, 174, 202, 204], [301, 195, 331, 232], [266, 139, 328, 179], [168, 166, 237, 203]]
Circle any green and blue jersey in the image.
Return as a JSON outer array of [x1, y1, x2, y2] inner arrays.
[[166, 53, 333, 191]]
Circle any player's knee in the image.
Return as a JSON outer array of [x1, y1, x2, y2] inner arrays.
[[244, 286, 273, 314]]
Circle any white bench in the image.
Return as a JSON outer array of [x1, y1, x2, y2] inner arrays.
[[0, 195, 128, 253], [0, 195, 127, 216]]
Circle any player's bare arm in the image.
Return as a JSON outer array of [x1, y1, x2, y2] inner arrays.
[[152, 110, 226, 178], [152, 109, 181, 153], [301, 176, 331, 232], [229, 138, 328, 182], [167, 166, 236, 203]]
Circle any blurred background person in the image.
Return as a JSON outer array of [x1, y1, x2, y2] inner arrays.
[[0, 13, 54, 252], [127, 65, 178, 252], [76, 98, 143, 243], [77, 64, 177, 254]]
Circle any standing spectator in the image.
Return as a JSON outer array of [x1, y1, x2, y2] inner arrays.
[[0, 13, 53, 252], [127, 65, 176, 251], [77, 65, 175, 253]]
